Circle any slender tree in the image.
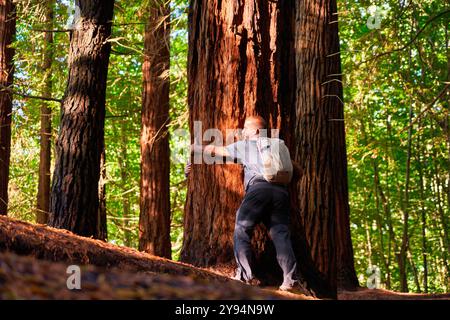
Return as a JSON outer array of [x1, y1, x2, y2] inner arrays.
[[119, 121, 132, 247], [139, 0, 171, 258], [49, 0, 115, 238], [0, 0, 15, 216], [36, 0, 54, 224], [97, 147, 107, 240]]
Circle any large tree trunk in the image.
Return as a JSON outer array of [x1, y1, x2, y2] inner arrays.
[[138, 1, 171, 258], [49, 0, 115, 238], [36, 0, 54, 224], [0, 0, 15, 216], [292, 0, 359, 291], [181, 0, 331, 298], [181, 0, 358, 298], [181, 0, 290, 269]]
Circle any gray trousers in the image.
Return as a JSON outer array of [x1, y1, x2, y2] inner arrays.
[[233, 181, 297, 287]]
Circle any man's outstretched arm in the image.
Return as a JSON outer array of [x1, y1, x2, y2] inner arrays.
[[191, 143, 231, 158]]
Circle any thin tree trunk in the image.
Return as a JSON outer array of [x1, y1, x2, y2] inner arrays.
[[385, 115, 395, 285], [49, 0, 115, 237], [119, 121, 132, 247], [36, 0, 54, 224], [408, 247, 421, 292], [377, 115, 399, 289], [97, 147, 107, 241], [399, 81, 413, 293], [416, 39, 429, 293], [417, 130, 429, 292], [445, 23, 450, 223], [139, 0, 171, 258], [373, 159, 391, 289], [0, 0, 16, 216], [433, 146, 450, 255], [361, 115, 391, 288], [431, 120, 450, 290], [434, 156, 450, 255], [364, 211, 373, 268]]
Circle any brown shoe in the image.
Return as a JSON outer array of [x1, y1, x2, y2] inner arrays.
[[279, 282, 314, 296]]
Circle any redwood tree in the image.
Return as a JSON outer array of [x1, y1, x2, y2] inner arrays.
[[49, 0, 115, 238], [181, 0, 358, 298], [0, 0, 15, 216], [292, 0, 359, 291], [36, 0, 54, 224], [138, 0, 171, 258]]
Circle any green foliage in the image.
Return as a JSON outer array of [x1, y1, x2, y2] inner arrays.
[[9, 0, 189, 258], [339, 0, 449, 292]]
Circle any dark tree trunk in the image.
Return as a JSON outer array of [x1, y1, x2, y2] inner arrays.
[[49, 0, 115, 238], [181, 0, 357, 298], [36, 0, 54, 224], [138, 1, 171, 258], [0, 0, 15, 216], [292, 0, 359, 292]]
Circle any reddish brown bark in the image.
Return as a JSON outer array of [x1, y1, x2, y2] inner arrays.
[[181, 0, 358, 298], [138, 2, 171, 258], [292, 0, 359, 291], [49, 0, 115, 238], [36, 0, 54, 224], [181, 0, 329, 297], [182, 0, 286, 267], [0, 0, 15, 216]]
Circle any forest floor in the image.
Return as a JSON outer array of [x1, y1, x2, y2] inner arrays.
[[0, 216, 449, 300]]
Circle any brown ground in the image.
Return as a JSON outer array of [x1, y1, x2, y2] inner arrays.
[[0, 251, 288, 300], [338, 287, 450, 300], [0, 216, 448, 300]]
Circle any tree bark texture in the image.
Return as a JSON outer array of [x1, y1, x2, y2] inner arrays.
[[182, 0, 291, 268], [36, 0, 54, 224], [292, 0, 359, 290], [49, 0, 115, 238], [0, 0, 15, 216], [139, 1, 172, 259], [181, 0, 359, 297]]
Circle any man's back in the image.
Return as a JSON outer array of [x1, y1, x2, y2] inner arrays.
[[226, 139, 264, 191]]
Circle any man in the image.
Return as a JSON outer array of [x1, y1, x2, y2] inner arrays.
[[190, 116, 304, 293]]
